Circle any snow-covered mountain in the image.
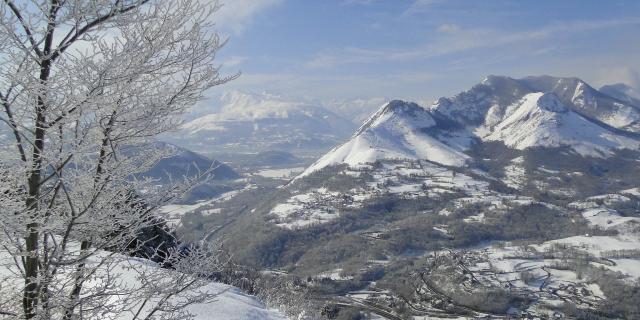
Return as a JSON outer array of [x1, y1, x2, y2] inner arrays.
[[300, 76, 640, 177], [301, 100, 469, 176], [482, 92, 639, 155], [162, 91, 356, 155]]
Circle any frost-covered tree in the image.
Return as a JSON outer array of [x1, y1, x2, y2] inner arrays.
[[0, 0, 235, 318]]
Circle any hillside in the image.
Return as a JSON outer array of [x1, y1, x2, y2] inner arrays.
[[176, 76, 640, 319]]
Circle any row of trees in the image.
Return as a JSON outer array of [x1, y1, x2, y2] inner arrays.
[[0, 0, 236, 319]]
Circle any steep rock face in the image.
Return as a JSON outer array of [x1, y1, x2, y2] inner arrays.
[[299, 76, 640, 177]]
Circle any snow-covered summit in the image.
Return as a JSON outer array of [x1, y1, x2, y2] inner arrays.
[[483, 92, 639, 156], [431, 75, 640, 131], [299, 76, 640, 177], [298, 100, 470, 178]]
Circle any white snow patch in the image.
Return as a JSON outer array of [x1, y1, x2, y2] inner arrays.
[[255, 167, 305, 179], [581, 208, 640, 230]]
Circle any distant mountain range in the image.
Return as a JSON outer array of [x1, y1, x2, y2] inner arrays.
[[160, 91, 393, 158], [161, 91, 358, 155]]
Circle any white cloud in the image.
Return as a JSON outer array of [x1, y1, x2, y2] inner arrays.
[[343, 0, 377, 5], [404, 0, 443, 15], [220, 55, 247, 67], [304, 18, 640, 69], [436, 23, 460, 33], [594, 67, 640, 89], [225, 71, 436, 100], [212, 0, 283, 35]]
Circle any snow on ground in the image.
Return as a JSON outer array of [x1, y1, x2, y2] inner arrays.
[[0, 251, 286, 320], [159, 201, 213, 227], [369, 161, 489, 198], [536, 235, 640, 256], [255, 167, 305, 179], [608, 259, 640, 279], [175, 283, 286, 320], [433, 225, 450, 235], [621, 187, 640, 197], [569, 194, 633, 210], [269, 187, 343, 229], [463, 212, 485, 223], [316, 268, 354, 281], [581, 208, 640, 230], [503, 156, 526, 190], [297, 101, 469, 178], [159, 189, 245, 227], [273, 160, 493, 229]]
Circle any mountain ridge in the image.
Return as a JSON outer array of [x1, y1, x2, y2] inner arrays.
[[299, 75, 640, 178]]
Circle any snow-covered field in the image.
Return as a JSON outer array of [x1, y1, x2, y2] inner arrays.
[[159, 189, 247, 227], [0, 250, 286, 320], [255, 167, 305, 179], [270, 160, 494, 229]]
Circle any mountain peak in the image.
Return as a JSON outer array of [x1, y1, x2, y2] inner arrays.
[[377, 100, 427, 120], [297, 76, 640, 178], [355, 100, 434, 136]]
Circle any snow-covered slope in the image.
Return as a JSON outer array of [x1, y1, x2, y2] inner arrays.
[[519, 76, 640, 131], [0, 250, 286, 320], [483, 92, 640, 156], [300, 101, 469, 177], [299, 76, 640, 177]]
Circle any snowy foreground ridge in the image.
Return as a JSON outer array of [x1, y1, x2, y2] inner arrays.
[[174, 284, 286, 320], [0, 251, 286, 320]]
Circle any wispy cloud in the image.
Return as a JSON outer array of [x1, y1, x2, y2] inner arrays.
[[304, 18, 640, 69], [342, 0, 377, 5], [436, 23, 461, 33], [220, 55, 247, 67], [594, 66, 640, 89], [403, 0, 444, 15], [226, 71, 437, 99], [213, 0, 284, 35]]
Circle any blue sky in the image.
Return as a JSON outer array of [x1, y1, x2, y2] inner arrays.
[[212, 0, 640, 102]]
